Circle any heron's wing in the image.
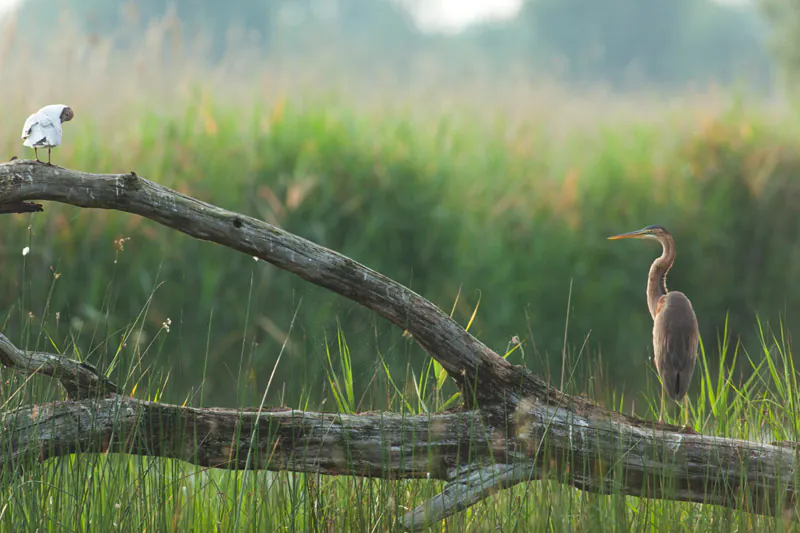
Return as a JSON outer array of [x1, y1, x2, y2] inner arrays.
[[653, 293, 699, 400]]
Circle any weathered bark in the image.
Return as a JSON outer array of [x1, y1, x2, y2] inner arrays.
[[0, 202, 41, 214], [1, 395, 487, 479], [0, 333, 119, 399], [0, 160, 797, 531]]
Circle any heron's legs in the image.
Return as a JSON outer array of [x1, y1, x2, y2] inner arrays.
[[659, 384, 665, 423], [34, 147, 39, 162], [47, 148, 51, 165], [679, 396, 698, 434], [683, 396, 689, 427]]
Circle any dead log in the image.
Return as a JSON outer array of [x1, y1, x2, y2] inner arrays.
[[0, 159, 796, 530], [0, 333, 119, 399]]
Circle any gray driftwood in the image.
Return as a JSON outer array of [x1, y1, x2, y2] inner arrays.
[[0, 160, 796, 530]]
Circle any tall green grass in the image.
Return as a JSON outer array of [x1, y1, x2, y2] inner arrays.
[[0, 274, 797, 531], [2, 94, 799, 408]]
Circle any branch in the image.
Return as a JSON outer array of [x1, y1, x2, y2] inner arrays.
[[0, 161, 797, 527], [403, 465, 535, 531], [0, 202, 42, 214], [0, 390, 795, 527], [1, 396, 486, 480], [0, 161, 516, 404], [0, 333, 119, 399]]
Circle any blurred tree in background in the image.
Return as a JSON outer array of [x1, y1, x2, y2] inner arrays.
[[759, 0, 800, 86], [519, 0, 771, 89], [16, 0, 774, 90], [17, 0, 424, 66]]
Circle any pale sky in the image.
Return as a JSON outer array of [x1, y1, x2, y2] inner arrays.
[[0, 0, 18, 15], [413, 0, 523, 32], [415, 0, 750, 32], [0, 0, 752, 32]]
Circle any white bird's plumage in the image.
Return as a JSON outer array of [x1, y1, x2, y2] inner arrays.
[[22, 105, 66, 148], [20, 104, 74, 164]]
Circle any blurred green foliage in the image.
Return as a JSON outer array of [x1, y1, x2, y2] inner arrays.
[[521, 0, 771, 88], [13, 0, 772, 89], [760, 0, 800, 88], [1, 96, 799, 408]]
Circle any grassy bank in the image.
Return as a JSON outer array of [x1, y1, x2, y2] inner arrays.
[[0, 316, 795, 531]]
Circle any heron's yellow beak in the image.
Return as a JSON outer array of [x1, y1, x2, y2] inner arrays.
[[607, 229, 651, 240]]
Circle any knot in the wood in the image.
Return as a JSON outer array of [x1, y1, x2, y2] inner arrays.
[[123, 172, 141, 190]]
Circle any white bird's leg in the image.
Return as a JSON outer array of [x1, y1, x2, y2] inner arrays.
[[47, 148, 51, 165], [34, 147, 39, 162]]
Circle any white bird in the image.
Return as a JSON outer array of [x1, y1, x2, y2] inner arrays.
[[21, 104, 75, 165]]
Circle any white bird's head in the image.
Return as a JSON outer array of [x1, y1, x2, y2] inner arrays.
[[38, 104, 74, 123]]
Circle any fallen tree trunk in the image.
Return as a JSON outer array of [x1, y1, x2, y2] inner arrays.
[[0, 160, 796, 530]]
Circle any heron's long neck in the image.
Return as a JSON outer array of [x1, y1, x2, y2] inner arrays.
[[647, 236, 675, 319]]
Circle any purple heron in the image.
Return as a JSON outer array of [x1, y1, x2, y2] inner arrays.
[[608, 225, 698, 429]]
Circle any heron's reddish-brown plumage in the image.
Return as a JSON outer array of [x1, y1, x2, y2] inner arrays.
[[653, 291, 698, 402]]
